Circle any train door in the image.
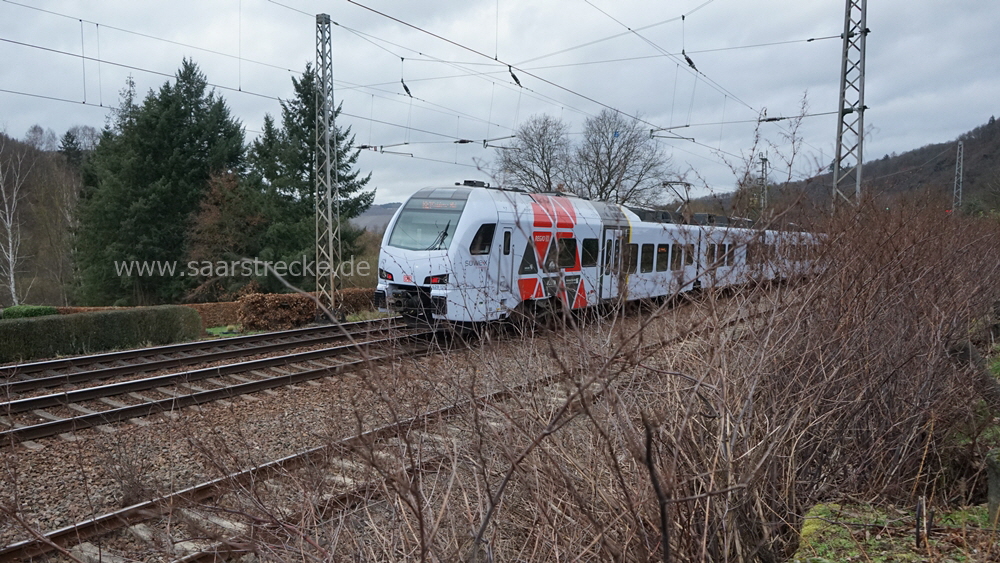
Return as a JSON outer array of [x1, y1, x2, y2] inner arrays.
[[497, 228, 514, 302], [600, 228, 623, 300]]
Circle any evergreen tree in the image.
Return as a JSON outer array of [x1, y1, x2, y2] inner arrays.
[[58, 131, 83, 169], [76, 60, 245, 305], [246, 64, 374, 291]]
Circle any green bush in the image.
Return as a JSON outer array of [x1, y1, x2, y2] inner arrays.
[[2, 305, 58, 319], [0, 305, 202, 363]]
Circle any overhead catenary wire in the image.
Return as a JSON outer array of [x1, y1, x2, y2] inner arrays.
[[342, 0, 670, 132], [96, 24, 103, 106], [0, 34, 516, 141], [3, 0, 300, 74], [263, 7, 588, 136], [316, 4, 812, 149], [321, 17, 598, 123], [0, 37, 469, 143], [4, 0, 848, 192], [514, 0, 716, 66], [580, 0, 754, 113], [514, 36, 841, 72]]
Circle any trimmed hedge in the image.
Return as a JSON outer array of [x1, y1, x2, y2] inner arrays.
[[0, 305, 202, 363], [2, 305, 58, 319], [185, 301, 240, 330], [56, 306, 126, 315]]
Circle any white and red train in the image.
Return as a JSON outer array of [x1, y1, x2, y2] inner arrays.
[[375, 181, 816, 325]]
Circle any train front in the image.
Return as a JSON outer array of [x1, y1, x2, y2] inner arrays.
[[375, 185, 495, 325]]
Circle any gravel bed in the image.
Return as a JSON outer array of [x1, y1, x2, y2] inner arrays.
[[1, 325, 404, 402], [0, 297, 753, 554]]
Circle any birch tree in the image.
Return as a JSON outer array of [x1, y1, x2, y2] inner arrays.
[[0, 133, 34, 305]]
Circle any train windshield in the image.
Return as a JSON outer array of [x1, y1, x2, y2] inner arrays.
[[387, 197, 467, 251]]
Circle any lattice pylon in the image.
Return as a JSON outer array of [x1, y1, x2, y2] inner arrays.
[[832, 0, 869, 207], [953, 141, 964, 211], [315, 14, 340, 318]]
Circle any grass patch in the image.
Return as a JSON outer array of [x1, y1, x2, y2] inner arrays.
[[345, 310, 392, 322], [204, 325, 244, 338], [793, 503, 999, 562]]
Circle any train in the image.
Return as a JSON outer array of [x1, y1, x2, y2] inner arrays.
[[375, 181, 817, 326]]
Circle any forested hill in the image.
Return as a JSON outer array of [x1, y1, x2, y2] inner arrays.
[[808, 115, 1000, 208]]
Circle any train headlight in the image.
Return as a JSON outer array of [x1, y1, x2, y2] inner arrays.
[[378, 268, 394, 281], [424, 274, 449, 285]]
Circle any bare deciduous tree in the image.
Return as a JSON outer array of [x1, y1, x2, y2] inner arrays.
[[23, 125, 57, 152], [495, 114, 571, 193], [570, 109, 673, 206], [0, 132, 34, 306]]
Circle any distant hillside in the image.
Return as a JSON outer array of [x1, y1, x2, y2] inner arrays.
[[689, 115, 1000, 214], [807, 115, 1000, 208], [351, 202, 400, 232], [359, 119, 1000, 226]]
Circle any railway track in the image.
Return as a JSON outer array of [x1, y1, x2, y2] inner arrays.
[[0, 321, 434, 444], [0, 295, 772, 562], [0, 302, 754, 563], [0, 318, 401, 395], [0, 350, 580, 562]]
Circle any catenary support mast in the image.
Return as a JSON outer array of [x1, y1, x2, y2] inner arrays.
[[953, 141, 964, 211], [315, 13, 341, 318], [832, 0, 869, 206]]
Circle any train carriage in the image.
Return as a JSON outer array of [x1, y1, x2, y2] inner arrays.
[[375, 182, 813, 326]]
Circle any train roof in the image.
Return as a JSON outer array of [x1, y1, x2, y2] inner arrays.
[[407, 184, 809, 232]]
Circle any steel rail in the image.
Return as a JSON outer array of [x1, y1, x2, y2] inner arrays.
[[0, 329, 431, 416], [0, 318, 399, 381], [0, 320, 402, 396], [0, 332, 436, 444], [0, 347, 561, 562], [0, 295, 775, 561]]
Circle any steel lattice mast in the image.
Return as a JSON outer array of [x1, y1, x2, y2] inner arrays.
[[953, 141, 964, 211], [832, 0, 869, 206], [315, 13, 341, 319]]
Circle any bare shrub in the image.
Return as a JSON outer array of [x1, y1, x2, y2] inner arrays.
[[99, 431, 159, 507], [9, 200, 1000, 562]]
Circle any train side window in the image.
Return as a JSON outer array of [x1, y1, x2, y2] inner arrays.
[[603, 243, 613, 273], [623, 244, 638, 274], [685, 244, 695, 266], [469, 223, 496, 255], [518, 245, 538, 274], [544, 237, 559, 272], [725, 244, 735, 266], [670, 244, 684, 270], [581, 238, 599, 268], [707, 244, 717, 264], [640, 243, 654, 273], [656, 244, 669, 272], [502, 231, 511, 255], [558, 238, 578, 269]]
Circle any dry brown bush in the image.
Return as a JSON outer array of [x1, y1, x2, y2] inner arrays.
[[236, 289, 376, 331], [10, 201, 1000, 562], [236, 293, 315, 331], [297, 200, 1000, 561]]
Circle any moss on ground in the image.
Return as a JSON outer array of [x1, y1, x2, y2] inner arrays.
[[793, 503, 1000, 562]]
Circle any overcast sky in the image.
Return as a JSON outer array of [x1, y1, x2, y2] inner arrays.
[[1, 0, 997, 204]]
